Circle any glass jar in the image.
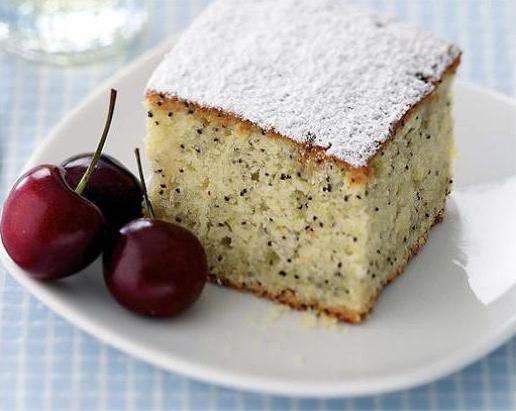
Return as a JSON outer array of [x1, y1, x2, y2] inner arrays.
[[0, 0, 147, 65]]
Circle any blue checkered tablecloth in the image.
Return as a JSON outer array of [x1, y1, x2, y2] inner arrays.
[[1, 1, 515, 410]]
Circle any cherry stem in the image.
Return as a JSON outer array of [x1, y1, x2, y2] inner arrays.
[[75, 89, 117, 195], [134, 148, 155, 219]]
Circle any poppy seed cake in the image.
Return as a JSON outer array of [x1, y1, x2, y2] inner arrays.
[[144, 0, 461, 323]]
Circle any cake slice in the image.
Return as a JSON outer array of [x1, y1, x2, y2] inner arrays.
[[144, 0, 461, 323]]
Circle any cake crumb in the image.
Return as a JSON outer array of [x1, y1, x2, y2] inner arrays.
[[292, 354, 306, 367], [266, 304, 289, 321], [319, 314, 339, 329], [301, 311, 339, 329], [244, 312, 259, 324], [301, 311, 318, 329]]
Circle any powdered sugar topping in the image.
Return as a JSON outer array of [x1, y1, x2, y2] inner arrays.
[[147, 0, 460, 167]]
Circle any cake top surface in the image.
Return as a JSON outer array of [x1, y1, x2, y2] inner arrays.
[[147, 0, 460, 167]]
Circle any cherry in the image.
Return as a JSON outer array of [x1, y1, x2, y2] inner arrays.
[[0, 89, 117, 280], [1, 166, 105, 280], [103, 149, 207, 317], [62, 153, 143, 231]]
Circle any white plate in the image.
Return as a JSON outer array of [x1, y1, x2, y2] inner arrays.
[[1, 40, 516, 398]]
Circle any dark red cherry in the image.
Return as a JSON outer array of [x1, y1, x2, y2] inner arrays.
[[1, 165, 105, 280], [103, 218, 207, 317], [103, 148, 207, 317], [62, 153, 143, 231], [1, 88, 117, 280]]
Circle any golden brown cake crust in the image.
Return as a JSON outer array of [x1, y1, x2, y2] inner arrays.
[[207, 210, 445, 324], [145, 55, 460, 179]]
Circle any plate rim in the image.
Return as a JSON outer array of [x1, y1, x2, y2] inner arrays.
[[1, 38, 516, 398]]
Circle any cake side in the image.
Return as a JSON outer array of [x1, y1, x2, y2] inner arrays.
[[360, 74, 455, 317], [207, 213, 443, 323], [146, 0, 461, 168], [144, 70, 456, 323]]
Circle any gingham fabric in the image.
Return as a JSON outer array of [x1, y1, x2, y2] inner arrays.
[[0, 1, 515, 410]]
